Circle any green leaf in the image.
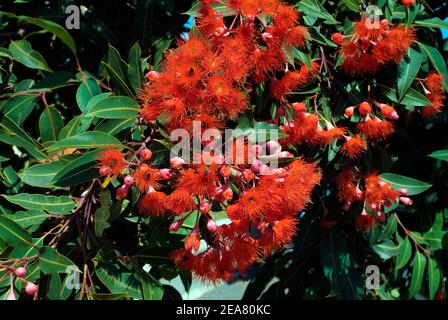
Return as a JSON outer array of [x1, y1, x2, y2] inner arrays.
[[428, 150, 448, 162], [6, 210, 48, 229], [76, 78, 101, 113], [341, 0, 359, 12], [384, 214, 398, 239], [11, 237, 43, 259], [39, 106, 64, 143], [94, 206, 110, 237], [397, 48, 422, 100], [58, 116, 83, 140], [415, 18, 448, 30], [84, 93, 113, 114], [103, 45, 135, 97], [47, 274, 63, 300], [298, 0, 338, 24], [95, 262, 142, 299], [39, 246, 80, 274], [89, 96, 140, 119], [378, 84, 432, 107], [32, 71, 76, 90], [184, 2, 236, 17], [8, 13, 77, 55], [46, 131, 122, 152], [95, 118, 136, 136], [0, 94, 37, 125], [0, 215, 33, 248], [417, 42, 448, 90], [3, 165, 19, 190], [52, 150, 100, 187], [128, 42, 144, 92], [423, 231, 447, 251], [428, 258, 441, 300], [1, 193, 75, 214], [0, 114, 46, 160], [373, 239, 401, 260], [409, 251, 427, 298], [21, 161, 65, 188], [292, 46, 313, 69], [379, 173, 432, 195], [140, 275, 164, 300], [396, 236, 412, 270], [9, 40, 52, 72]]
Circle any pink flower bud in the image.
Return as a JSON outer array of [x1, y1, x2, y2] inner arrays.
[[259, 164, 272, 175], [158, 168, 172, 180], [15, 267, 27, 278], [170, 157, 185, 169], [222, 187, 233, 201], [398, 188, 409, 196], [399, 197, 413, 206], [169, 220, 183, 232], [245, 14, 255, 24], [99, 166, 111, 176], [146, 71, 160, 81], [124, 175, 135, 186], [344, 106, 355, 118], [116, 185, 129, 200], [262, 32, 273, 42], [277, 151, 293, 158], [199, 201, 211, 214], [214, 26, 227, 37], [25, 282, 37, 296], [250, 160, 262, 173], [207, 219, 218, 233], [139, 148, 152, 161]]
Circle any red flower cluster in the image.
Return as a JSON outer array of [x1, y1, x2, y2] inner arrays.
[[172, 159, 321, 281], [98, 144, 321, 282], [337, 169, 412, 231], [332, 17, 415, 75], [281, 106, 347, 147], [281, 99, 398, 159], [422, 73, 446, 117], [96, 0, 324, 282], [139, 0, 314, 133]]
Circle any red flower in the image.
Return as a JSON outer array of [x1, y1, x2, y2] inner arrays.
[[168, 190, 196, 216], [422, 73, 445, 117], [340, 135, 367, 159], [139, 191, 168, 216], [134, 164, 161, 193], [97, 147, 126, 177], [338, 18, 415, 75], [175, 164, 218, 198], [357, 117, 395, 141]]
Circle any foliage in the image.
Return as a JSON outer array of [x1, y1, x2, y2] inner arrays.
[[0, 0, 447, 300]]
